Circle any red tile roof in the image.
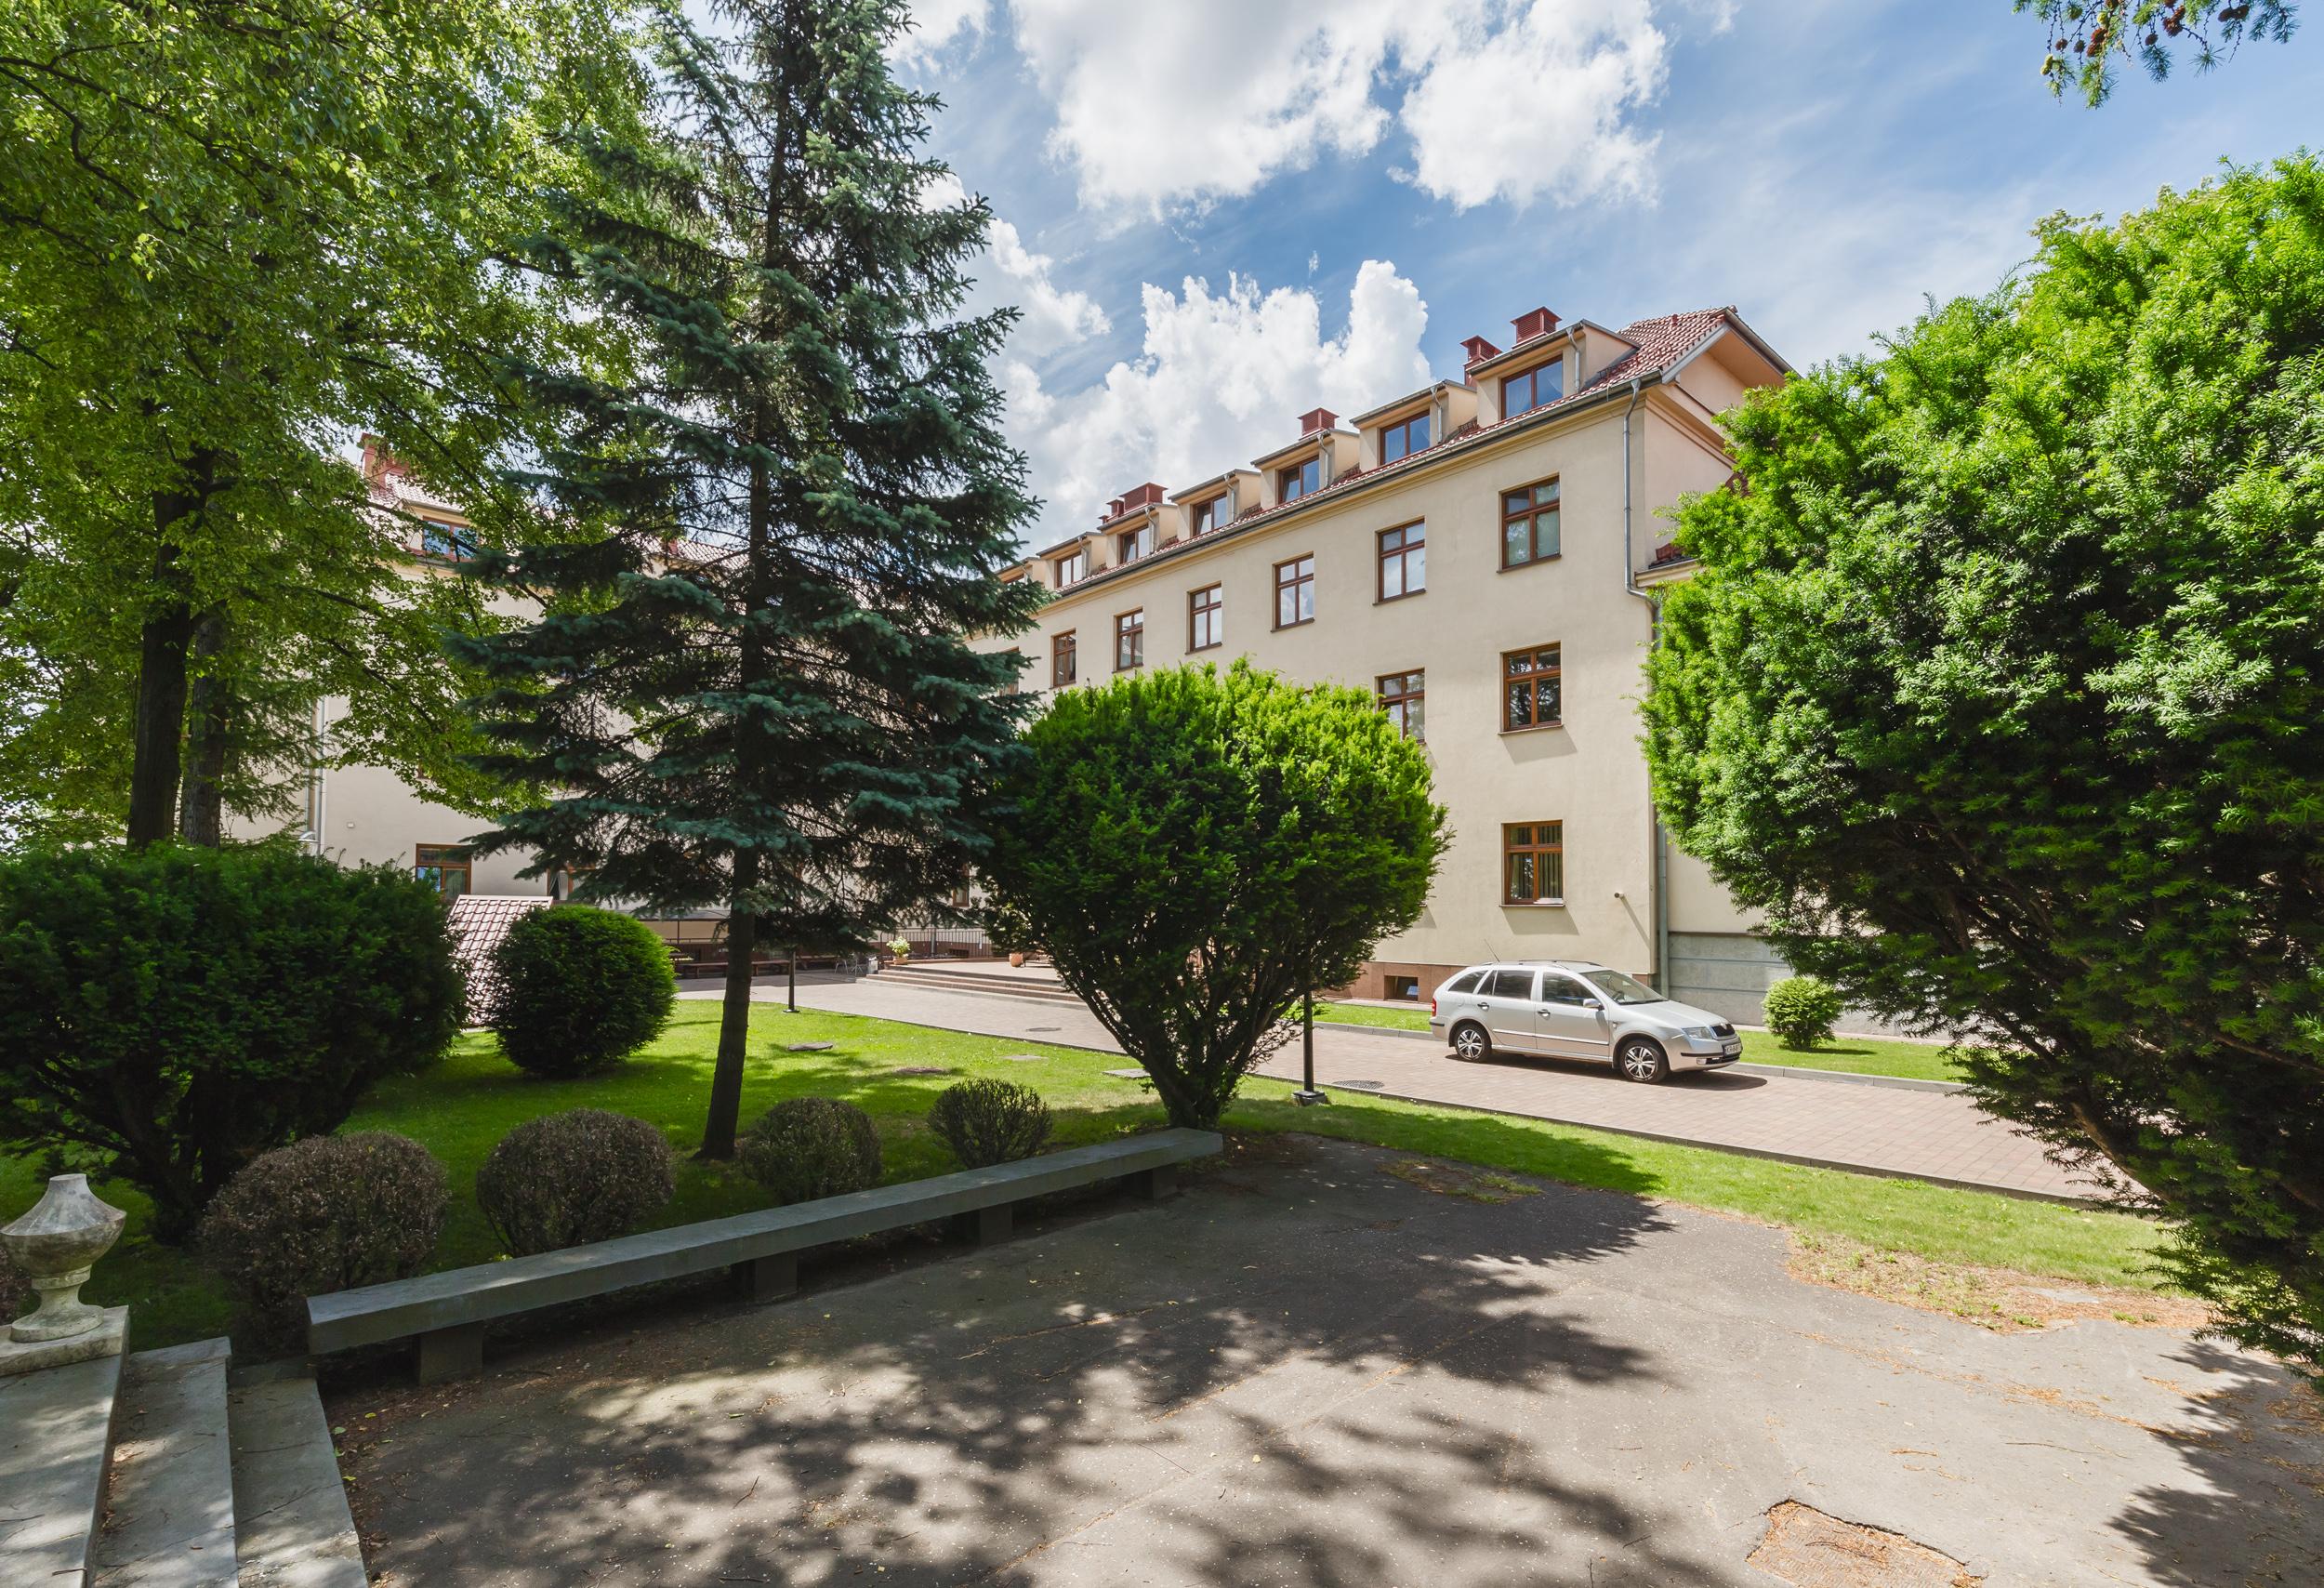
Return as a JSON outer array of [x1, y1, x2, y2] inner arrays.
[[447, 893, 553, 1023]]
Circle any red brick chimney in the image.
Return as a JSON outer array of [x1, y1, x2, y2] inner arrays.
[[1296, 407, 1337, 436], [1460, 335, 1502, 366], [1103, 496, 1125, 523], [1512, 307, 1561, 342], [1121, 482, 1167, 509]]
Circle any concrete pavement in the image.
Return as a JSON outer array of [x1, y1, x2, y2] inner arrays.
[[710, 974, 2102, 1201], [331, 1135, 2317, 1587]]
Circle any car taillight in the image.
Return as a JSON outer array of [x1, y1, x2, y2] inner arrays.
[[1430, 996, 1438, 1015]]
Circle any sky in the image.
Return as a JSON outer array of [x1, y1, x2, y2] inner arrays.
[[879, 0, 2319, 547]]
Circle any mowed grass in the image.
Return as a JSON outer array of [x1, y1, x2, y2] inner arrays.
[[1314, 1000, 1967, 1083], [2, 1001, 2153, 1350]]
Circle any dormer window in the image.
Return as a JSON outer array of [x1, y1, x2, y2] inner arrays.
[[1379, 412, 1431, 465], [1189, 493, 1234, 536], [1116, 523, 1154, 564], [1055, 549, 1088, 587], [1279, 457, 1322, 504], [1501, 360, 1565, 418], [416, 518, 472, 561]]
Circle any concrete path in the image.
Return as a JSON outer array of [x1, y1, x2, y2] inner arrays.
[[330, 1136, 2319, 1587], [709, 976, 2101, 1201]]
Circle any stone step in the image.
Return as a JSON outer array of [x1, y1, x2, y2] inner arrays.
[[878, 966, 1083, 1003], [0, 1320, 126, 1585], [92, 1338, 238, 1587], [228, 1366, 367, 1588]]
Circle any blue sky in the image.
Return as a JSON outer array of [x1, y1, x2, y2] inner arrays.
[[886, 1, 2318, 544]]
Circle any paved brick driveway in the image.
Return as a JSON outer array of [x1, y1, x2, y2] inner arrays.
[[720, 976, 2103, 1201]]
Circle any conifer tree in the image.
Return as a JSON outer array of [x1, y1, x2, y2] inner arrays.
[[458, 0, 1042, 1156]]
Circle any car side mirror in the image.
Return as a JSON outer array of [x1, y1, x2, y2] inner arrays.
[[1580, 998, 1604, 1010]]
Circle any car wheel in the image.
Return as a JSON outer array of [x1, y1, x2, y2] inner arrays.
[[1450, 1021, 1491, 1062], [1615, 1036, 1670, 1084]]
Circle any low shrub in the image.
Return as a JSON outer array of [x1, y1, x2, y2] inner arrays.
[[0, 845, 462, 1239], [476, 1109, 676, 1256], [197, 1133, 445, 1344], [490, 906, 677, 1079], [928, 1079, 1051, 1168], [737, 1098, 882, 1206], [1763, 975, 1844, 1051]]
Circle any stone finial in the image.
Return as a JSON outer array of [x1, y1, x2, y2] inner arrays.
[[3, 1174, 127, 1343]]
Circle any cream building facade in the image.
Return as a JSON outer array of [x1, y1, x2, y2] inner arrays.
[[988, 305, 1790, 1019]]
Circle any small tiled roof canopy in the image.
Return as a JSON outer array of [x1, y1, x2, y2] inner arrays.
[[447, 894, 554, 1023]]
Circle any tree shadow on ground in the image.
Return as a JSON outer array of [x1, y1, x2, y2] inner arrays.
[[2107, 1337, 2324, 1585], [330, 1131, 1741, 1586]]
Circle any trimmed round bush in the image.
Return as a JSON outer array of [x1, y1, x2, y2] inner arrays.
[[1763, 975, 1844, 1051], [928, 1079, 1051, 1169], [198, 1133, 446, 1343], [476, 1109, 676, 1256], [737, 1098, 882, 1206], [0, 846, 462, 1239], [489, 906, 676, 1079]]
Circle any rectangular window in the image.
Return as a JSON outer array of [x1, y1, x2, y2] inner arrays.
[[1190, 493, 1234, 536], [1486, 966, 1538, 999], [1278, 456, 1322, 504], [1379, 412, 1432, 464], [1116, 523, 1154, 563], [1377, 521, 1425, 601], [1188, 584, 1224, 651], [416, 519, 470, 562], [1274, 555, 1315, 629], [1500, 477, 1561, 567], [1378, 669, 1424, 743], [1500, 361, 1565, 418], [1502, 643, 1562, 730], [1055, 549, 1088, 587], [1115, 609, 1144, 670], [1052, 629, 1077, 688], [416, 843, 472, 900], [1383, 973, 1421, 1002], [1503, 822, 1565, 905]]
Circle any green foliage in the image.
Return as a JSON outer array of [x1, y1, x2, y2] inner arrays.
[[0, 845, 462, 1237], [455, 0, 1041, 1158], [474, 1109, 675, 1256], [983, 662, 1446, 1130], [928, 1079, 1052, 1168], [1763, 976, 1844, 1052], [2017, 2, 2296, 105], [197, 1132, 446, 1344], [736, 1098, 884, 1206], [0, 1243, 25, 1325], [0, 0, 643, 843], [489, 906, 677, 1078], [1644, 157, 2324, 1376]]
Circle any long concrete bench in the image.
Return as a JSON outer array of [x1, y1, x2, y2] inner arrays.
[[308, 1127, 1221, 1383]]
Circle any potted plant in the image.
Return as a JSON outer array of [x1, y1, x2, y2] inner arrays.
[[888, 936, 911, 965]]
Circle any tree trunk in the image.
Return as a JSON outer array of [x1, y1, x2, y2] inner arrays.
[[177, 607, 231, 844], [126, 458, 214, 846], [700, 893, 758, 1158]]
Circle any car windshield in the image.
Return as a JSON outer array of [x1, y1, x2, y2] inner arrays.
[[1581, 968, 1661, 1006]]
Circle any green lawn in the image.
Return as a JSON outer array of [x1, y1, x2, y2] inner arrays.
[[1314, 1001, 1966, 1083], [2, 1002, 2146, 1350]]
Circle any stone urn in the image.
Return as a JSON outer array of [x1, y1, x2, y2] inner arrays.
[[2, 1174, 127, 1343]]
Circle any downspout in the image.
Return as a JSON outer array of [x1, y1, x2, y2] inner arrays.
[[1619, 377, 1671, 993]]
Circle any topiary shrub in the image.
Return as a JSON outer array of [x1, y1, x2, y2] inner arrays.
[[1763, 975, 1844, 1051], [928, 1079, 1051, 1168], [198, 1132, 446, 1344], [736, 1098, 882, 1206], [475, 1109, 676, 1256], [489, 906, 676, 1079], [0, 845, 463, 1239]]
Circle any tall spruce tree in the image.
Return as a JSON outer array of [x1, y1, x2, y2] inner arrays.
[[457, 0, 1042, 1156]]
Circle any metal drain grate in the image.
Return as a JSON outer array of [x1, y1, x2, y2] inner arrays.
[[1334, 1079, 1385, 1091], [1748, 1502, 1983, 1588]]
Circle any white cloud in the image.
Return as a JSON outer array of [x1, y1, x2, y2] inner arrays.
[[925, 174, 1110, 355], [1005, 260, 1433, 537], [891, 0, 992, 63], [1000, 0, 1676, 213]]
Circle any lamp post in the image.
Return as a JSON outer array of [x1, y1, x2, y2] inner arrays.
[[1293, 990, 1327, 1106]]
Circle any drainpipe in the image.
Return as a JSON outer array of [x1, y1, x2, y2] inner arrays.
[[1618, 377, 1672, 992]]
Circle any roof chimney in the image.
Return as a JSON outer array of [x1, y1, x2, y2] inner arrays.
[[1512, 307, 1560, 343], [1103, 496, 1125, 523], [1122, 482, 1167, 509], [1296, 407, 1337, 436], [1460, 335, 1502, 366]]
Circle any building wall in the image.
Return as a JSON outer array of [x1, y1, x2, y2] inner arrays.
[[989, 341, 1782, 1001]]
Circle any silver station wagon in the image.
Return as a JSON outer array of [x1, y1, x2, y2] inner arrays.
[[1427, 960, 1741, 1084]]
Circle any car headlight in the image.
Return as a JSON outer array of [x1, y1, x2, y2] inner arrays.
[[1681, 1026, 1717, 1039]]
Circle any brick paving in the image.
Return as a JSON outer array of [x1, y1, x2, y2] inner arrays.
[[720, 972, 2105, 1202]]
